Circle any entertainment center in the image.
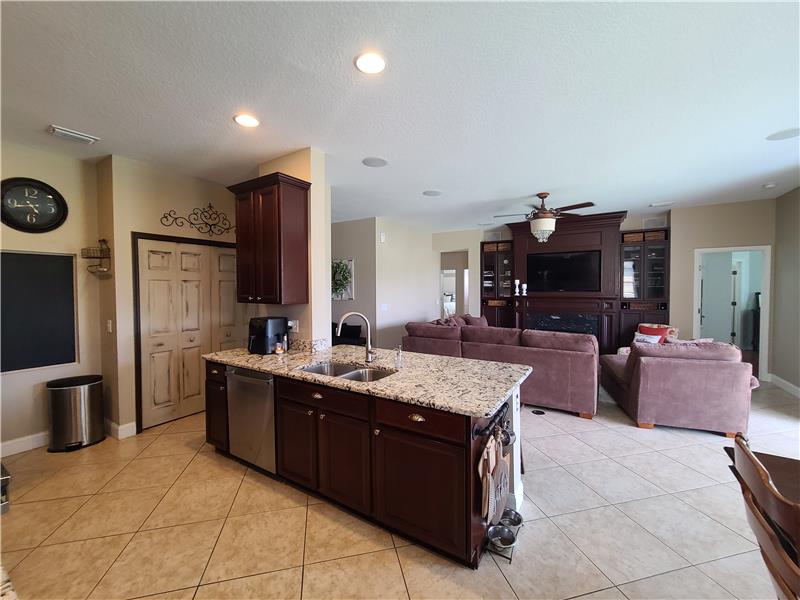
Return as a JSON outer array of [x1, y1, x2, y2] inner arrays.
[[480, 212, 670, 353]]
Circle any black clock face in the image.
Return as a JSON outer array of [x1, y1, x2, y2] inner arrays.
[[1, 178, 68, 233]]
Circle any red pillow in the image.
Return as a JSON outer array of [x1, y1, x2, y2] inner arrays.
[[638, 324, 670, 344]]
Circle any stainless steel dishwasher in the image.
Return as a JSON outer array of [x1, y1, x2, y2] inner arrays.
[[225, 366, 276, 473]]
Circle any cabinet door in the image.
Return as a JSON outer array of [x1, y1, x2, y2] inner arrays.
[[621, 244, 642, 299], [318, 410, 371, 514], [204, 381, 229, 451], [276, 398, 317, 489], [235, 193, 257, 302], [482, 250, 497, 298], [254, 185, 281, 304], [644, 242, 667, 300], [373, 426, 466, 558]]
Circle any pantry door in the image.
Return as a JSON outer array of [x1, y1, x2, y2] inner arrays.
[[139, 240, 213, 428], [210, 247, 252, 351]]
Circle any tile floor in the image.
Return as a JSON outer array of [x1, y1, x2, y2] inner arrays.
[[1, 383, 797, 599]]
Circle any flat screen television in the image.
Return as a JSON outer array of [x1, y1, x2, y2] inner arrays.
[[527, 251, 601, 292]]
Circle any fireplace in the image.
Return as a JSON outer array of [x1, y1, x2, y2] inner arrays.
[[528, 312, 600, 337]]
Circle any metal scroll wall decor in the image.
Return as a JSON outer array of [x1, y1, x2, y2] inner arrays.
[[160, 204, 235, 237]]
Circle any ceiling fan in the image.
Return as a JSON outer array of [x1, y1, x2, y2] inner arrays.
[[493, 192, 595, 243]]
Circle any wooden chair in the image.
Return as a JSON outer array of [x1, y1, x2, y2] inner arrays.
[[729, 434, 800, 599]]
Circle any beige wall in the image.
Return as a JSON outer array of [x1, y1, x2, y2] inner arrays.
[[432, 229, 483, 316], [331, 218, 377, 331], [1, 142, 101, 446], [258, 148, 331, 345], [669, 199, 776, 340], [375, 218, 439, 349], [771, 187, 799, 387], [103, 155, 235, 428]]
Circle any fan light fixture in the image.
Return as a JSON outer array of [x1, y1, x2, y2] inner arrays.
[[530, 216, 556, 243], [524, 192, 595, 243]]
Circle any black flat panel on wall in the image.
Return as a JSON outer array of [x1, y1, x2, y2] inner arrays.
[[1, 251, 76, 372]]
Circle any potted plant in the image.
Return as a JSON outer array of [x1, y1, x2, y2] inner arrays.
[[331, 259, 353, 300]]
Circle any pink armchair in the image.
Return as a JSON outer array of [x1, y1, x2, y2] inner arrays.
[[600, 341, 759, 436]]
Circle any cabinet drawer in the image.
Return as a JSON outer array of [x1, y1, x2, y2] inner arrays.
[[375, 398, 467, 445], [206, 361, 226, 383], [277, 378, 369, 420]]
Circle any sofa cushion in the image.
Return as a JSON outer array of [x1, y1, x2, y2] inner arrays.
[[600, 354, 629, 388], [624, 340, 742, 382], [521, 330, 598, 354], [461, 325, 521, 346], [433, 317, 462, 327], [638, 324, 671, 343], [462, 314, 489, 327], [405, 322, 462, 340]]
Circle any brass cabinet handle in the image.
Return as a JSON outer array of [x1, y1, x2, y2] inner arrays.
[[211, 369, 219, 375], [374, 428, 381, 436], [256, 296, 262, 301], [248, 296, 254, 301], [319, 413, 325, 420], [312, 392, 323, 400], [408, 413, 426, 423], [219, 385, 225, 392], [306, 410, 314, 416]]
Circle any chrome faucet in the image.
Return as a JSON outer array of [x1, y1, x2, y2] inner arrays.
[[336, 312, 376, 363]]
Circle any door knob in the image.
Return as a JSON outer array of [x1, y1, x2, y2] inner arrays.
[[189, 337, 195, 342]]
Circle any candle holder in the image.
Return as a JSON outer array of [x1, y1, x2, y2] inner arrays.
[[521, 283, 528, 296], [514, 280, 520, 296]]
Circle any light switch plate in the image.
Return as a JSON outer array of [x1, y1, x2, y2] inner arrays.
[[288, 319, 299, 331], [380, 232, 386, 243], [106, 319, 113, 333]]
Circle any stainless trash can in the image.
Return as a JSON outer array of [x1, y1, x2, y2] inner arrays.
[[46, 375, 105, 452]]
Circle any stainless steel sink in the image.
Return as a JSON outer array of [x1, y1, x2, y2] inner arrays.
[[298, 362, 359, 376], [338, 368, 396, 382]]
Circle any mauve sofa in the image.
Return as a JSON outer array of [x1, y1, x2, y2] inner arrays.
[[600, 341, 759, 435], [402, 322, 599, 417]]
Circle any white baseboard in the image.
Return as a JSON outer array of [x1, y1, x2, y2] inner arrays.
[[765, 373, 800, 398], [105, 419, 138, 440], [1, 430, 49, 458]]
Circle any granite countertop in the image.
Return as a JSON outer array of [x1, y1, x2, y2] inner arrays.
[[202, 345, 531, 418]]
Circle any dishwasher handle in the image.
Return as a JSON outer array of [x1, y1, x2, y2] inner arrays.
[[225, 366, 272, 382]]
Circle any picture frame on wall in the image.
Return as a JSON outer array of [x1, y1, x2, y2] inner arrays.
[[331, 258, 354, 301]]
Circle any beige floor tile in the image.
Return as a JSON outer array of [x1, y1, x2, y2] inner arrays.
[[539, 409, 607, 433], [659, 445, 736, 483], [304, 502, 393, 564], [137, 432, 205, 458], [142, 476, 241, 529], [530, 434, 607, 465], [1, 549, 32, 571], [18, 461, 129, 501], [202, 507, 306, 583], [397, 544, 514, 599], [132, 589, 197, 600], [495, 518, 611, 599], [141, 422, 172, 436], [522, 466, 608, 516], [674, 484, 755, 543], [574, 429, 651, 458], [615, 451, 717, 493], [195, 567, 302, 599], [10, 534, 131, 600], [551, 505, 688, 584], [520, 410, 566, 438], [199, 442, 217, 453], [101, 454, 194, 492], [65, 436, 157, 465], [302, 548, 408, 600], [163, 412, 206, 433], [612, 426, 691, 451], [6, 467, 59, 501], [90, 519, 223, 599], [697, 550, 777, 600], [1, 496, 89, 550], [618, 566, 734, 599], [392, 534, 414, 547], [45, 486, 169, 544], [573, 587, 627, 599], [178, 450, 247, 482], [616, 495, 755, 564], [520, 493, 546, 520], [521, 441, 558, 471], [2, 446, 77, 472], [565, 459, 665, 504], [229, 469, 307, 516]]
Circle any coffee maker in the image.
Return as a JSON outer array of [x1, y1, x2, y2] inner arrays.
[[248, 317, 288, 354]]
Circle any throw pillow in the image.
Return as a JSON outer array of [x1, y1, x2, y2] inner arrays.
[[463, 314, 489, 327], [633, 332, 662, 344], [638, 324, 670, 343]]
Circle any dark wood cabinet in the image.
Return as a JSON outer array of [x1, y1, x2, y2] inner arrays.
[[481, 241, 515, 327], [228, 172, 310, 305], [204, 362, 229, 451], [275, 398, 318, 490], [318, 410, 371, 514], [373, 426, 466, 558]]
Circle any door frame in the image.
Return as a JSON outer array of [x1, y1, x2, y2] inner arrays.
[[692, 245, 771, 380], [132, 232, 236, 433]]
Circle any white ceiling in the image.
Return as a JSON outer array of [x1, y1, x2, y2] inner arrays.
[[2, 2, 798, 231]]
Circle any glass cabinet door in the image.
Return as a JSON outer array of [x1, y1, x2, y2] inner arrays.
[[497, 249, 513, 298], [645, 242, 667, 299], [482, 251, 496, 297], [622, 245, 642, 299]]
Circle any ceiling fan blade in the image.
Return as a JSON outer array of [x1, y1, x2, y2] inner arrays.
[[492, 213, 528, 218], [553, 202, 595, 212], [555, 212, 581, 218]]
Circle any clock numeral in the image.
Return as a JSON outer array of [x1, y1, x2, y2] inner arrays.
[[26, 212, 37, 224], [24, 187, 38, 198]]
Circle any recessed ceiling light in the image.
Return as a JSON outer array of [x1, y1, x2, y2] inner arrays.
[[649, 201, 674, 208], [422, 190, 442, 197], [233, 114, 259, 128], [362, 157, 388, 167], [766, 128, 799, 141], [354, 52, 386, 74], [763, 182, 778, 189]]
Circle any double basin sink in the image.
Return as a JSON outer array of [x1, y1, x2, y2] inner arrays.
[[298, 361, 395, 382]]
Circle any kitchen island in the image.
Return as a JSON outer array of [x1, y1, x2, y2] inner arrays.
[[202, 345, 531, 567]]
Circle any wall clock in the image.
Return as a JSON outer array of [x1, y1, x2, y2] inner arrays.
[[1, 178, 68, 233]]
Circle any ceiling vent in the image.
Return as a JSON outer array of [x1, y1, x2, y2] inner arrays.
[[643, 215, 668, 229], [47, 124, 101, 145]]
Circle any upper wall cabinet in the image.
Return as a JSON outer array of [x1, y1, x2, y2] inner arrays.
[[228, 172, 311, 305]]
